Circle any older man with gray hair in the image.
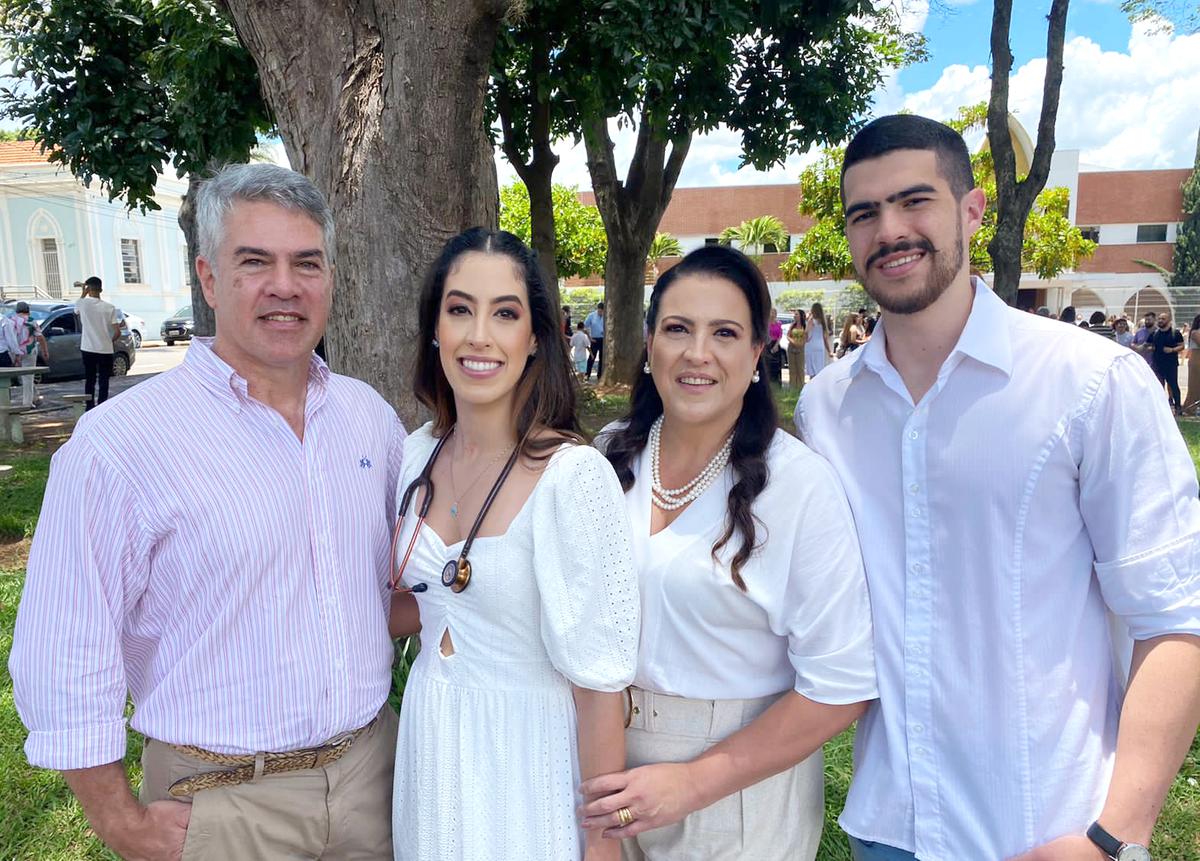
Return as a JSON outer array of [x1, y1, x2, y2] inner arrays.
[[9, 163, 406, 860]]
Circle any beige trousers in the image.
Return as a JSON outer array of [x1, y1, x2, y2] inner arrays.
[[621, 687, 824, 861], [140, 705, 398, 861]]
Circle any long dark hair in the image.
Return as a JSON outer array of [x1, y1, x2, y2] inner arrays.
[[602, 245, 778, 590], [413, 227, 582, 457]]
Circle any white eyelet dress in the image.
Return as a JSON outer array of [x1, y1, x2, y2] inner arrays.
[[392, 424, 640, 861]]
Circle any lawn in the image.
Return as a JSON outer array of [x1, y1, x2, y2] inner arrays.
[[0, 401, 1196, 860]]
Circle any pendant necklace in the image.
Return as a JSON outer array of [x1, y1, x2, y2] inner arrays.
[[649, 415, 732, 511], [448, 435, 514, 519]]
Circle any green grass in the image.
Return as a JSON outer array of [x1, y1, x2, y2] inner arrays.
[[2, 418, 1199, 859]]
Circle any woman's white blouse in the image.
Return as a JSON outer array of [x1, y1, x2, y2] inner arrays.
[[611, 426, 878, 703]]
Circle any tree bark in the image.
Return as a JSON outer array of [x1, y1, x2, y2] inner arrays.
[[218, 0, 505, 424], [177, 174, 215, 338], [986, 0, 1069, 304], [583, 109, 690, 385]]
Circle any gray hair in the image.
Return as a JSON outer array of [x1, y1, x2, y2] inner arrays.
[[195, 163, 336, 266]]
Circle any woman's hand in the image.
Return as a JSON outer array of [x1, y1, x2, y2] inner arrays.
[[579, 763, 701, 840]]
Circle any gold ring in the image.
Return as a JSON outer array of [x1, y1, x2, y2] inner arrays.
[[616, 806, 634, 826]]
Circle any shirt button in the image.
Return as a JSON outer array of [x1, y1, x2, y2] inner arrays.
[[909, 483, 920, 494], [912, 562, 924, 573], [909, 430, 920, 440], [911, 507, 921, 517], [915, 746, 927, 757], [913, 724, 925, 734]]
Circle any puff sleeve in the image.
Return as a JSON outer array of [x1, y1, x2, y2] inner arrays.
[[530, 445, 640, 691]]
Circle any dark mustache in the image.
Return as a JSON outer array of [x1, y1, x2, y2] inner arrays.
[[867, 239, 937, 270]]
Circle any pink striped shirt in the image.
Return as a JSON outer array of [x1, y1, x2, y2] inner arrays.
[[9, 338, 406, 770]]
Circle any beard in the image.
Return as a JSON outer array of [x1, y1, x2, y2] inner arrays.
[[857, 219, 966, 316]]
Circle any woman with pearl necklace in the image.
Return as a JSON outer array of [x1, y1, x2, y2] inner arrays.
[[583, 245, 878, 860]]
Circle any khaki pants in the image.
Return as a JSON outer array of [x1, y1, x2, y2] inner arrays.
[[140, 705, 398, 861], [621, 688, 824, 861]]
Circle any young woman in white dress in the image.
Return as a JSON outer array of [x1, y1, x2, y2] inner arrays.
[[582, 245, 877, 860], [805, 301, 833, 378], [388, 228, 639, 861]]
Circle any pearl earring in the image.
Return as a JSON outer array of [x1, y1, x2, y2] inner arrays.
[[752, 370, 760, 383], [643, 362, 651, 374], [432, 338, 439, 348]]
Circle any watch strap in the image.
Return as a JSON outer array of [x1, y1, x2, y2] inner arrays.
[[1087, 821, 1123, 860]]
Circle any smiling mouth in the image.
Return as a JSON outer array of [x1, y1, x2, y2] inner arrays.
[[678, 376, 716, 386], [879, 252, 924, 271], [261, 312, 305, 322], [460, 358, 503, 372]]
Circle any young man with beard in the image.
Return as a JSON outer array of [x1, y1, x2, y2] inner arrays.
[[1148, 311, 1185, 414], [796, 114, 1200, 861]]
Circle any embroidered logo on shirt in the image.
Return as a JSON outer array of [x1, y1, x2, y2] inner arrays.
[[360, 457, 372, 469]]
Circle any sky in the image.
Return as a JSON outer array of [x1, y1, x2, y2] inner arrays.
[[496, 0, 1200, 191]]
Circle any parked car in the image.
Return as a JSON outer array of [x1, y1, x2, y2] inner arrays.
[[117, 309, 147, 349], [1, 300, 136, 380], [161, 305, 194, 345]]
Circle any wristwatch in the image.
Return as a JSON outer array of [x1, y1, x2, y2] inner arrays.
[[1086, 821, 1152, 861]]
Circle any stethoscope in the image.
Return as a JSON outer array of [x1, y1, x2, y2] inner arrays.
[[389, 430, 521, 594]]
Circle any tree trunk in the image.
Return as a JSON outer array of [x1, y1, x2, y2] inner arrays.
[[177, 174, 215, 338], [582, 109, 690, 386], [986, 0, 1069, 304], [218, 0, 505, 424], [525, 159, 560, 304]]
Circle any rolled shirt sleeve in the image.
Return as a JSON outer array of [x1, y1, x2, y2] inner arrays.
[[9, 438, 150, 769], [1078, 353, 1200, 639]]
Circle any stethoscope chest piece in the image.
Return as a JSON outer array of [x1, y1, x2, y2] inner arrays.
[[441, 557, 472, 592]]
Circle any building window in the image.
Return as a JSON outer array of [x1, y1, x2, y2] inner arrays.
[[1136, 224, 1168, 243], [121, 238, 143, 283], [40, 238, 64, 298], [763, 237, 792, 254], [704, 237, 721, 245], [1079, 227, 1099, 243]]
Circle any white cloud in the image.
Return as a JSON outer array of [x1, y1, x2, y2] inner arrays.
[[884, 21, 1200, 169]]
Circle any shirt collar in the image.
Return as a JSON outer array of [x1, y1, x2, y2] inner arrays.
[[184, 337, 331, 409], [849, 277, 1013, 381]]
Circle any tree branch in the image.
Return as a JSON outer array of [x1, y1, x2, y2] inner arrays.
[[987, 0, 1017, 211], [1019, 0, 1069, 212]]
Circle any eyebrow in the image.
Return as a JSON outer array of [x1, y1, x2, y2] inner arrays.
[[844, 183, 939, 219], [445, 289, 526, 307], [232, 246, 325, 261], [661, 314, 745, 330]]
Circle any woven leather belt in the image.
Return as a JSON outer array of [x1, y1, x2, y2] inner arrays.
[[166, 718, 375, 798]]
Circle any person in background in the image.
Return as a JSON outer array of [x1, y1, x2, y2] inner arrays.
[[804, 302, 833, 379], [1149, 311, 1186, 414], [786, 308, 807, 391], [563, 304, 573, 338], [76, 276, 121, 409], [838, 312, 864, 357], [765, 307, 784, 385], [1113, 317, 1134, 348], [10, 302, 49, 406], [571, 320, 592, 379], [1181, 313, 1200, 416], [584, 301, 606, 381], [1088, 310, 1115, 339], [1058, 305, 1077, 324], [1133, 310, 1157, 363]]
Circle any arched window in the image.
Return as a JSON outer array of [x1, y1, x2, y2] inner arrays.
[[28, 209, 66, 299]]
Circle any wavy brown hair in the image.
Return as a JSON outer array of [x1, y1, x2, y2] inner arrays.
[[601, 245, 778, 590], [413, 228, 582, 458]]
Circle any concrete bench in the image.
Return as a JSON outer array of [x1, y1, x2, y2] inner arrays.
[[61, 394, 90, 420], [0, 404, 32, 444]]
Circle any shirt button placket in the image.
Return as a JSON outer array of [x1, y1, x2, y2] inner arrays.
[[901, 409, 941, 856]]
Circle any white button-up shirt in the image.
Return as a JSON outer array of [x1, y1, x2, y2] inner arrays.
[[797, 280, 1200, 860], [10, 338, 406, 769]]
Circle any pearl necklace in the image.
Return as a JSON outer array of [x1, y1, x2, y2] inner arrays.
[[649, 415, 732, 510]]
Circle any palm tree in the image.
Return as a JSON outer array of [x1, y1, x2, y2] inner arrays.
[[646, 232, 684, 282], [719, 215, 789, 261]]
